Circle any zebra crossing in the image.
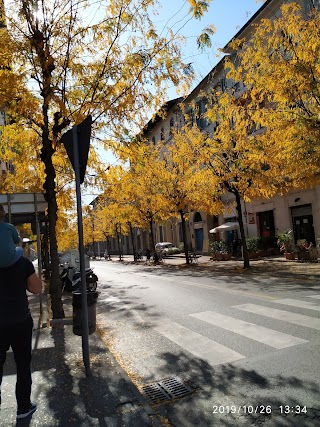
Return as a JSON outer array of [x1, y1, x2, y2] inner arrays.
[[154, 294, 320, 367], [154, 321, 245, 365]]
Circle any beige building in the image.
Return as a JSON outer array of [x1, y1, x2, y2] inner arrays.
[[140, 0, 320, 254], [87, 0, 319, 256]]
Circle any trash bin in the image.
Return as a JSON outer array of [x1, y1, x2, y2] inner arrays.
[[72, 291, 99, 336]]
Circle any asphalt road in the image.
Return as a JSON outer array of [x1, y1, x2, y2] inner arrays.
[[92, 260, 320, 427]]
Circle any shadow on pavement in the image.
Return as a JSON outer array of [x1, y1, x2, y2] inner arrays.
[[152, 351, 320, 427]]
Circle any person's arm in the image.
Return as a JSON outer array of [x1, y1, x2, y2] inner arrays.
[[27, 272, 43, 294], [11, 224, 21, 244]]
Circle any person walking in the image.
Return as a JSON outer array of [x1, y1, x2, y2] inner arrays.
[[0, 255, 42, 419], [0, 204, 23, 268]]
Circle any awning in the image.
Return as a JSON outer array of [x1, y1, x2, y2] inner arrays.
[[209, 222, 239, 233]]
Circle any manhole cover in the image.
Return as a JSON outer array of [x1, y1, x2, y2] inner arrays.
[[142, 376, 194, 404]]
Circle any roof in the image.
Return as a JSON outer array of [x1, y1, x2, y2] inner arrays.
[[141, 97, 183, 135], [222, 0, 274, 53], [182, 55, 227, 105]]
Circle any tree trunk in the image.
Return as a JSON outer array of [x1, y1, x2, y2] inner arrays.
[[24, 12, 68, 319], [179, 210, 190, 264], [41, 142, 65, 319], [129, 223, 137, 261], [116, 227, 122, 261], [149, 218, 156, 251], [92, 237, 96, 257], [106, 235, 111, 259], [234, 190, 250, 269]]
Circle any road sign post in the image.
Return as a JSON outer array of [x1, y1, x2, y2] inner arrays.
[[62, 116, 92, 377]]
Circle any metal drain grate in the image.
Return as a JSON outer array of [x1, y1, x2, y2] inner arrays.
[[142, 376, 194, 404]]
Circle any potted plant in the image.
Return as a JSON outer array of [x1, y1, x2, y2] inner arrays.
[[277, 231, 295, 260], [220, 241, 232, 260], [246, 237, 260, 259], [295, 239, 318, 261], [209, 240, 232, 260], [209, 241, 221, 260], [245, 236, 278, 259]]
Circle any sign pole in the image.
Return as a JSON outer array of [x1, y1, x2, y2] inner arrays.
[[72, 125, 91, 377], [34, 193, 43, 321]]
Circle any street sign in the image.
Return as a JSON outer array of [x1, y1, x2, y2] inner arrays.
[[61, 116, 92, 184]]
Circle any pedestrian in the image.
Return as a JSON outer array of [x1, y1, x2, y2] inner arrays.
[[0, 254, 42, 419], [0, 203, 23, 268]]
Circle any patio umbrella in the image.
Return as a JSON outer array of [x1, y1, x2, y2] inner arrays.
[[209, 222, 239, 233]]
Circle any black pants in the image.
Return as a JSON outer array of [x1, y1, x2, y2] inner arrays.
[[0, 316, 33, 410]]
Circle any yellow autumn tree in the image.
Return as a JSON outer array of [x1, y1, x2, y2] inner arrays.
[[152, 134, 213, 263], [0, 125, 43, 193], [81, 163, 145, 260], [97, 200, 146, 261], [89, 202, 132, 261], [229, 2, 320, 189], [178, 90, 282, 269], [0, 0, 213, 318], [56, 212, 78, 252], [108, 144, 172, 252]]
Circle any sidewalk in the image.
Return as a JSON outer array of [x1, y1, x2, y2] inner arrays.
[[0, 292, 163, 427], [109, 253, 320, 281]]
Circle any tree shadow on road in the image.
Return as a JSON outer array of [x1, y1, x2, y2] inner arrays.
[[136, 263, 320, 293], [151, 351, 320, 427]]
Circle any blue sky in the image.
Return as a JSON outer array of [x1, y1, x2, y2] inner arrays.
[[84, 0, 266, 201], [154, 0, 265, 96]]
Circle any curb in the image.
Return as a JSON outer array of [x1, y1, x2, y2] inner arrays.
[[96, 325, 165, 427]]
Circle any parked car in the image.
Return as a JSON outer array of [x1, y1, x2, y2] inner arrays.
[[155, 242, 180, 256]]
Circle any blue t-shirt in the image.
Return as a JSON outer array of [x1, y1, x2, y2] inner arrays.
[[0, 222, 20, 268]]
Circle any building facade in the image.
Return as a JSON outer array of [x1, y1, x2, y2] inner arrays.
[[139, 0, 320, 254], [87, 0, 319, 256]]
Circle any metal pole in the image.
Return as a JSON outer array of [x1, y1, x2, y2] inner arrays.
[[72, 125, 91, 377], [34, 194, 43, 319], [7, 194, 11, 223]]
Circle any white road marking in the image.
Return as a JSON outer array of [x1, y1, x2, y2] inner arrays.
[[99, 296, 122, 304], [234, 303, 320, 331], [190, 311, 307, 349], [273, 298, 320, 312], [154, 321, 245, 365]]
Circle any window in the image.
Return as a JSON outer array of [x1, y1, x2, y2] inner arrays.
[[179, 114, 184, 129], [258, 210, 275, 238], [308, 0, 320, 12], [194, 212, 202, 222], [151, 136, 156, 145], [195, 99, 208, 129], [160, 127, 165, 141], [169, 117, 174, 138], [232, 82, 241, 93], [186, 109, 195, 125], [212, 121, 219, 134]]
